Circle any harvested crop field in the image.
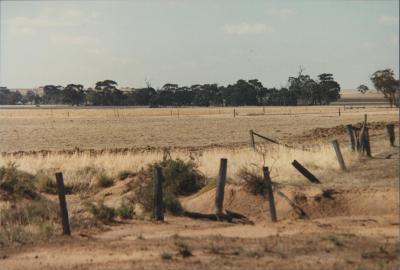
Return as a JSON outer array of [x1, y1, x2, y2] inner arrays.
[[0, 106, 397, 153], [0, 105, 399, 270]]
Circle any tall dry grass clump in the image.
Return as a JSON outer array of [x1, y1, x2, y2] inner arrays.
[[0, 143, 356, 188]]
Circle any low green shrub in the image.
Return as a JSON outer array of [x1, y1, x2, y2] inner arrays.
[[237, 167, 268, 196], [115, 200, 135, 219]]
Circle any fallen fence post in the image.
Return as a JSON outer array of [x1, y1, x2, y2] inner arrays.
[[346, 124, 356, 151], [55, 172, 71, 236], [386, 124, 395, 146], [262, 167, 277, 222], [291, 160, 321, 184], [332, 140, 346, 171], [153, 166, 164, 221], [214, 158, 228, 216], [249, 130, 255, 150]]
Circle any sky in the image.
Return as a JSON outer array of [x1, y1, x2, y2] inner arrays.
[[0, 0, 398, 90]]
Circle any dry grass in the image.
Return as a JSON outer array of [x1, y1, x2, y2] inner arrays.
[[0, 106, 397, 153], [0, 143, 357, 186]]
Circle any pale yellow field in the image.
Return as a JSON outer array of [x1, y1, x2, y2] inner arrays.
[[0, 106, 397, 153]]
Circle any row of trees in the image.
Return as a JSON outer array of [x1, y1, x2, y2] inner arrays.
[[0, 71, 342, 106]]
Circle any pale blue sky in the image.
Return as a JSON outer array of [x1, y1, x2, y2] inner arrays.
[[0, 0, 398, 89]]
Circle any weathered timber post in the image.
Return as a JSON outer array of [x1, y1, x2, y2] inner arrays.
[[364, 127, 372, 157], [233, 109, 236, 118], [214, 158, 228, 216], [55, 172, 71, 236], [386, 124, 395, 146], [249, 130, 255, 150], [332, 140, 346, 171], [291, 160, 321, 184], [346, 124, 356, 151], [262, 167, 277, 222], [153, 166, 164, 221], [338, 107, 341, 117]]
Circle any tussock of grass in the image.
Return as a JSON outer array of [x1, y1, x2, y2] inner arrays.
[[88, 200, 115, 222], [237, 167, 268, 196], [175, 240, 193, 258], [161, 252, 173, 260], [115, 200, 135, 219], [94, 173, 113, 188]]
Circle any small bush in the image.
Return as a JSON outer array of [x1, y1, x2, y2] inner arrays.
[[133, 158, 204, 216], [237, 167, 268, 196], [115, 200, 135, 219], [0, 163, 38, 199], [161, 252, 173, 260], [175, 240, 192, 258], [94, 173, 113, 188], [89, 201, 115, 222]]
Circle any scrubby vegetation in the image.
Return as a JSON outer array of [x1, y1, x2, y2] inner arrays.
[[133, 157, 205, 216], [94, 173, 114, 188], [237, 167, 269, 196]]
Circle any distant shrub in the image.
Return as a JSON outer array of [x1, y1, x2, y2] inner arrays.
[[89, 200, 115, 222], [115, 200, 135, 219], [237, 167, 268, 196], [94, 173, 113, 188], [161, 252, 173, 260]]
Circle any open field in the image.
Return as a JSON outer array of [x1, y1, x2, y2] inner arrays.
[[0, 104, 399, 270], [0, 105, 397, 153]]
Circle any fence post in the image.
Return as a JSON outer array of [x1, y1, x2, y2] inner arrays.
[[55, 172, 71, 236], [262, 167, 277, 222], [364, 127, 372, 157], [214, 158, 228, 216], [386, 124, 395, 146], [153, 166, 164, 221], [249, 130, 255, 150], [291, 160, 321, 184], [346, 124, 356, 151], [332, 140, 346, 171], [233, 109, 236, 118], [338, 107, 341, 117]]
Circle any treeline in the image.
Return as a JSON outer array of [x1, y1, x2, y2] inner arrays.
[[0, 72, 341, 106]]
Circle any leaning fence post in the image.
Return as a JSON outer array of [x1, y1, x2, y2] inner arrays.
[[214, 158, 228, 216], [55, 172, 71, 236], [153, 166, 164, 221], [332, 140, 346, 171], [291, 160, 321, 184], [249, 130, 255, 150], [386, 124, 395, 146], [346, 124, 356, 151], [262, 167, 277, 222]]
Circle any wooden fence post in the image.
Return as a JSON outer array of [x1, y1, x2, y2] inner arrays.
[[346, 124, 356, 151], [291, 160, 321, 184], [214, 158, 228, 216], [55, 172, 71, 236], [153, 166, 164, 221], [338, 107, 341, 117], [332, 140, 346, 171], [364, 127, 372, 157], [249, 130, 255, 150], [262, 167, 277, 222], [386, 124, 395, 146], [233, 109, 236, 118]]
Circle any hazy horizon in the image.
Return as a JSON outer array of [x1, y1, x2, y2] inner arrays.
[[1, 0, 398, 90]]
